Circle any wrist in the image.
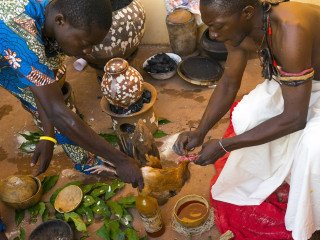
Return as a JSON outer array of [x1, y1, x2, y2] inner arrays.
[[196, 128, 207, 140], [220, 137, 235, 152]]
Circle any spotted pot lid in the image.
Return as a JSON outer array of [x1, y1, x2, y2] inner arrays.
[[105, 58, 129, 74]]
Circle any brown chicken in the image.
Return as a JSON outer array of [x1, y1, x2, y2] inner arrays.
[[117, 120, 161, 168], [141, 155, 190, 205], [117, 120, 190, 205]]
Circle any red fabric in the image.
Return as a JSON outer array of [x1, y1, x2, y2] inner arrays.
[[210, 102, 293, 240]]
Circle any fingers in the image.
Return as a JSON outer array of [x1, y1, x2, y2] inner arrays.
[[173, 134, 188, 156], [31, 148, 40, 167], [137, 176, 144, 191]]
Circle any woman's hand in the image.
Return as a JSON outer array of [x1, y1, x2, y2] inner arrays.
[[86, 156, 144, 190], [194, 139, 228, 166], [173, 130, 205, 156], [31, 140, 54, 176]]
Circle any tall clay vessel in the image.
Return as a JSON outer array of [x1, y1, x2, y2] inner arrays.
[[87, 0, 146, 69]]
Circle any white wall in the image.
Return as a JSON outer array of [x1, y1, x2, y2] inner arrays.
[[139, 0, 320, 44], [140, 0, 320, 44], [140, 0, 169, 44]]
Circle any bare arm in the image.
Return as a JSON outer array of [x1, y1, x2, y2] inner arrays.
[[173, 45, 249, 155], [30, 82, 143, 188], [223, 24, 313, 151], [197, 45, 249, 138]]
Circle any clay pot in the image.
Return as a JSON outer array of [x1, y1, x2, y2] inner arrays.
[[30, 220, 74, 240], [86, 0, 146, 69], [166, 9, 197, 57], [0, 175, 43, 210], [101, 58, 144, 108], [200, 28, 228, 61], [100, 82, 158, 134]]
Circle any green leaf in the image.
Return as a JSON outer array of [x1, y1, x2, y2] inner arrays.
[[119, 209, 133, 227], [76, 206, 94, 225], [19, 141, 36, 153], [19, 228, 26, 240], [91, 199, 111, 218], [105, 220, 124, 240], [55, 212, 64, 220], [81, 184, 94, 195], [15, 210, 25, 226], [38, 202, 46, 217], [64, 212, 87, 232], [42, 208, 49, 222], [125, 228, 139, 240], [104, 180, 125, 200], [83, 195, 96, 208], [50, 181, 82, 206], [139, 237, 148, 240], [96, 224, 110, 240], [99, 133, 119, 146], [107, 201, 123, 219], [153, 130, 168, 138], [158, 118, 171, 125], [91, 186, 107, 197], [117, 196, 136, 208], [41, 175, 59, 193], [93, 182, 109, 188]]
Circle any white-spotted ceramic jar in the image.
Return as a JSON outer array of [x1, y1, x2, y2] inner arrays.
[[101, 58, 143, 108]]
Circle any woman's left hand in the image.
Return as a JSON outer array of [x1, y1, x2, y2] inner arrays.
[[194, 139, 228, 166], [31, 140, 54, 176]]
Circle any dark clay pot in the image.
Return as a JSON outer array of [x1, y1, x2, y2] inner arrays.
[[86, 0, 146, 69], [30, 220, 74, 240], [200, 28, 228, 61]]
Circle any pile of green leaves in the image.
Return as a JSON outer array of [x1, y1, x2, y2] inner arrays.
[[15, 176, 145, 240]]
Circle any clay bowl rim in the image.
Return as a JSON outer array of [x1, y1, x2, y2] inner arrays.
[[100, 82, 157, 118], [2, 174, 42, 205], [173, 194, 210, 228], [143, 53, 182, 80], [54, 185, 83, 214], [29, 219, 74, 240], [166, 8, 195, 26], [200, 28, 228, 54]]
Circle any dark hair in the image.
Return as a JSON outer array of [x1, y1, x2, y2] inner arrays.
[[200, 0, 260, 15], [52, 0, 112, 31]]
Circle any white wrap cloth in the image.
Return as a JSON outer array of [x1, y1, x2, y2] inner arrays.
[[211, 79, 320, 240]]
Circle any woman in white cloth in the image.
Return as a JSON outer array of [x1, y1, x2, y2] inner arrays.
[[173, 0, 320, 239]]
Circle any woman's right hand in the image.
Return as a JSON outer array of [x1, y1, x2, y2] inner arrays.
[[173, 130, 205, 156], [114, 156, 144, 190]]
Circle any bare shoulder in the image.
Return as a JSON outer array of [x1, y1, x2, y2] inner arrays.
[[271, 2, 320, 71]]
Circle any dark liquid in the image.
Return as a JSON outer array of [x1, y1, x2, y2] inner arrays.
[[177, 201, 207, 222], [147, 225, 165, 238]]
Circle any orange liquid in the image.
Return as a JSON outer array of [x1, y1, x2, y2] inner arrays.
[[177, 201, 207, 222]]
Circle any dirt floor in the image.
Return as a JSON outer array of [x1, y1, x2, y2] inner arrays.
[[0, 45, 264, 240]]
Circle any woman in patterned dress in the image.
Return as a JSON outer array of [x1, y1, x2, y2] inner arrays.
[[0, 0, 144, 190]]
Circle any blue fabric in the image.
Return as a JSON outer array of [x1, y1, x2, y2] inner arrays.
[[0, 219, 5, 232], [0, 0, 56, 94]]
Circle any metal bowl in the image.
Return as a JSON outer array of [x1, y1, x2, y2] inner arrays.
[[30, 220, 74, 240], [143, 53, 182, 80], [0, 175, 43, 210]]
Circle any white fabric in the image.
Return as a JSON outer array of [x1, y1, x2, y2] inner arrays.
[[211, 79, 320, 240]]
